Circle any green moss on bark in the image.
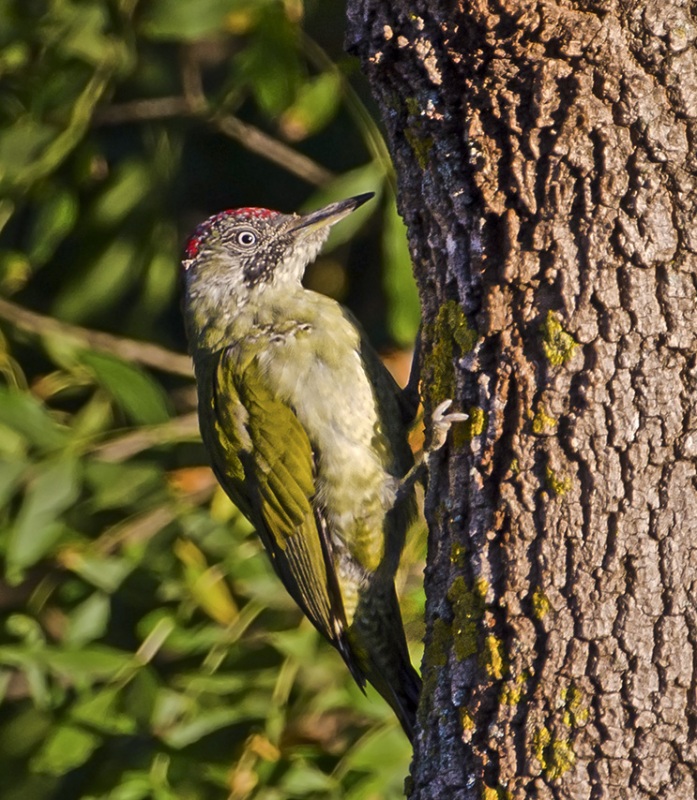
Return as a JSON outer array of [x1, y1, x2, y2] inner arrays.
[[545, 465, 573, 496], [423, 300, 477, 403], [562, 684, 589, 727], [532, 405, 557, 434], [540, 311, 577, 366], [452, 406, 487, 448], [482, 786, 511, 800], [404, 127, 434, 169], [447, 576, 487, 662], [532, 587, 551, 619], [499, 671, 530, 706], [481, 634, 507, 679], [532, 727, 576, 779]]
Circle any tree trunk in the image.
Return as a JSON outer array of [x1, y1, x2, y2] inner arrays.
[[346, 1, 697, 798]]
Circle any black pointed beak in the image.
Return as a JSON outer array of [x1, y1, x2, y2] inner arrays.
[[291, 192, 375, 232]]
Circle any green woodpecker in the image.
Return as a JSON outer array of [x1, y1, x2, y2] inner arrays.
[[181, 194, 421, 740]]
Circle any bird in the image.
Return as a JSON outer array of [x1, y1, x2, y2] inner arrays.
[[181, 193, 422, 741]]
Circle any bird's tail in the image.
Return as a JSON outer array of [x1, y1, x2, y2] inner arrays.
[[381, 656, 422, 743], [347, 583, 422, 742]]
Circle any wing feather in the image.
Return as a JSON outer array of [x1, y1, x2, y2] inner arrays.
[[198, 345, 354, 660]]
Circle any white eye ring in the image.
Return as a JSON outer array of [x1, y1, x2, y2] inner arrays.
[[237, 230, 257, 247]]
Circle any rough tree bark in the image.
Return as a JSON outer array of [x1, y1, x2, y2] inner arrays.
[[346, 2, 697, 798]]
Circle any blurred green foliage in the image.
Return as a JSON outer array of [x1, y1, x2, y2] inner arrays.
[[0, 0, 422, 798]]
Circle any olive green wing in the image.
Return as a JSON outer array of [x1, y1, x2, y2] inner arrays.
[[199, 346, 358, 676]]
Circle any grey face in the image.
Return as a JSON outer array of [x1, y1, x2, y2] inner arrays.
[[182, 194, 374, 294], [182, 208, 297, 289]]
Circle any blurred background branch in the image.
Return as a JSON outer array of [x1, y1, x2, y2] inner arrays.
[[0, 297, 193, 377]]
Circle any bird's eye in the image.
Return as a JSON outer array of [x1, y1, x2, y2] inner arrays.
[[236, 230, 257, 247]]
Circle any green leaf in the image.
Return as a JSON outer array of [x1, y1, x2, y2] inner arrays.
[[280, 761, 338, 796], [102, 772, 152, 800], [0, 41, 30, 73], [80, 352, 170, 425], [51, 2, 117, 67], [0, 643, 132, 689], [0, 117, 56, 188], [235, 8, 303, 116], [0, 459, 26, 509], [88, 160, 151, 228], [28, 187, 79, 266], [138, 610, 226, 656], [279, 72, 342, 140], [140, 0, 242, 41], [65, 591, 110, 646], [141, 246, 178, 317], [1, 64, 113, 191], [42, 645, 133, 682], [382, 198, 420, 346], [70, 686, 137, 735], [122, 667, 160, 728], [63, 553, 134, 593], [30, 723, 100, 775], [85, 460, 163, 511], [340, 724, 410, 774], [6, 458, 81, 580], [151, 687, 196, 733], [5, 614, 46, 645], [0, 707, 52, 760], [0, 249, 31, 298], [174, 670, 276, 696], [0, 389, 69, 452], [160, 706, 259, 749], [0, 424, 26, 459], [53, 238, 141, 322], [70, 390, 114, 439], [269, 627, 319, 662], [24, 661, 53, 709]]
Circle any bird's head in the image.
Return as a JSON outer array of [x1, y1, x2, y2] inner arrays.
[[182, 193, 374, 307]]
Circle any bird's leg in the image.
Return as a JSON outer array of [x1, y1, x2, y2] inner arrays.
[[395, 399, 469, 503]]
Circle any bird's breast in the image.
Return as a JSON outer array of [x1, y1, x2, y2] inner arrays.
[[255, 305, 399, 569]]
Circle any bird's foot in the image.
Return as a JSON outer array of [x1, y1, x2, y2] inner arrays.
[[429, 399, 469, 455], [395, 400, 468, 502]]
